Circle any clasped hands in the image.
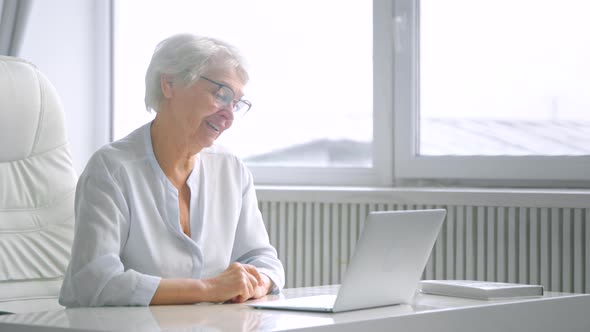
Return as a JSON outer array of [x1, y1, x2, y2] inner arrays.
[[150, 262, 272, 305], [205, 262, 272, 303]]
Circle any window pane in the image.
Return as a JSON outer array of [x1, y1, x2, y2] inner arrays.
[[419, 0, 590, 156], [114, 0, 373, 167]]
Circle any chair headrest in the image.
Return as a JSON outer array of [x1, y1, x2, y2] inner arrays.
[[0, 56, 67, 162]]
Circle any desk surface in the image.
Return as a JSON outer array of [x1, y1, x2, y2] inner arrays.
[[0, 285, 588, 332]]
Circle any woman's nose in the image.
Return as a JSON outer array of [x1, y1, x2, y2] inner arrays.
[[219, 103, 234, 121]]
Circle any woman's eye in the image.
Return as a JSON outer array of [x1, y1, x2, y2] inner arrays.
[[216, 91, 232, 103]]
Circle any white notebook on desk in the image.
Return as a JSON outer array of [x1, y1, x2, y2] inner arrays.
[[247, 209, 446, 313], [418, 280, 544, 300]]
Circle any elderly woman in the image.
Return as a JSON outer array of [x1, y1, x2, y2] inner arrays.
[[59, 34, 285, 307]]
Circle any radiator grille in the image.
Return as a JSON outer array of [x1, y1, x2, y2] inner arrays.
[[259, 200, 589, 293]]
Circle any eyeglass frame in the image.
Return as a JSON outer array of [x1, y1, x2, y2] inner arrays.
[[199, 76, 252, 114]]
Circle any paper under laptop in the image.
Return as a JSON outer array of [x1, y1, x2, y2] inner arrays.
[[247, 209, 446, 313]]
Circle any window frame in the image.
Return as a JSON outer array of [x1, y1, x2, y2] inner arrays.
[[246, 0, 394, 186], [393, 0, 590, 187], [109, 0, 590, 188]]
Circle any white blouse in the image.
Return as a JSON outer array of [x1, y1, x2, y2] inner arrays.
[[59, 123, 285, 307]]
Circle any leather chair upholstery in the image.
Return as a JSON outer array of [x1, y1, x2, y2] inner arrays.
[[0, 56, 77, 313]]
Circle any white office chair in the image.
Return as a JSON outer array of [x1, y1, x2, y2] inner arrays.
[[0, 56, 77, 314]]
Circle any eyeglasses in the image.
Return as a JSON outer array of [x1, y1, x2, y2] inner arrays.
[[200, 76, 252, 114]]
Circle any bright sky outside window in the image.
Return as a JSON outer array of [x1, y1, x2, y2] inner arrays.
[[419, 0, 590, 156]]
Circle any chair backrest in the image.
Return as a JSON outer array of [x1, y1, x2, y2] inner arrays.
[[0, 56, 77, 308]]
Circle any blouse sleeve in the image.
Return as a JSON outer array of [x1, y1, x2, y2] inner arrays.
[[59, 154, 160, 307], [230, 163, 285, 294]]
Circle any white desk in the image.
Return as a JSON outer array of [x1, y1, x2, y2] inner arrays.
[[0, 285, 588, 332]]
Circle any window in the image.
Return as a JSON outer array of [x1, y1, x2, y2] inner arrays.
[[114, 0, 588, 187], [114, 0, 392, 186], [394, 0, 590, 185]]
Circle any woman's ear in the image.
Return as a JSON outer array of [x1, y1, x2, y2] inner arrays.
[[160, 74, 174, 98]]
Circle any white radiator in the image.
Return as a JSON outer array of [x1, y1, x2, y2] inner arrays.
[[257, 189, 589, 293]]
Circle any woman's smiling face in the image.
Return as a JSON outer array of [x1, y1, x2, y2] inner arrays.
[[163, 67, 245, 150]]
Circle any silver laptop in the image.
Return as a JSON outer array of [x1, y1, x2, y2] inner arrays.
[[247, 209, 446, 313]]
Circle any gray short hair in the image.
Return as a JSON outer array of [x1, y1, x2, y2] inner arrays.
[[144, 33, 249, 113]]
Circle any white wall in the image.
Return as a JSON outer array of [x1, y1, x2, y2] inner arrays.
[[19, 0, 110, 174]]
